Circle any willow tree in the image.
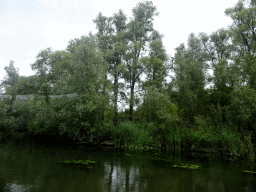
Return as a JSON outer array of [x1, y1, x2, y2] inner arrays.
[[225, 0, 256, 89], [141, 30, 169, 122], [123, 1, 159, 120], [224, 0, 256, 134], [93, 1, 161, 121], [199, 29, 236, 124], [64, 34, 110, 136], [94, 10, 128, 125], [171, 34, 208, 123], [142, 30, 168, 88]]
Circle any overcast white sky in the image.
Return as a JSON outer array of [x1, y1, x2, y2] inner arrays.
[[0, 0, 238, 82]]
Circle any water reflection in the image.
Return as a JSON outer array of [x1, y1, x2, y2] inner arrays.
[[4, 183, 34, 192], [103, 162, 145, 192], [0, 142, 255, 192]]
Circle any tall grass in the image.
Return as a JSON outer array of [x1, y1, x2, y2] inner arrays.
[[114, 121, 152, 149], [220, 125, 244, 155]]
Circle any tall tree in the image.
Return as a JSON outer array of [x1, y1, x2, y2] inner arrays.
[[66, 34, 110, 133], [94, 10, 128, 125], [224, 0, 256, 133], [142, 30, 168, 88], [141, 30, 169, 126], [123, 1, 159, 120], [200, 29, 235, 109], [171, 34, 208, 123], [225, 0, 256, 89]]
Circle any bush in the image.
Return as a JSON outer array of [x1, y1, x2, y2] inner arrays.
[[114, 121, 152, 148], [0, 98, 36, 133]]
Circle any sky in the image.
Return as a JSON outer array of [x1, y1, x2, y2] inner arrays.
[[0, 0, 239, 82]]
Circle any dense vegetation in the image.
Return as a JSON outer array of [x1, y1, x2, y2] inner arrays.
[[1, 0, 256, 157]]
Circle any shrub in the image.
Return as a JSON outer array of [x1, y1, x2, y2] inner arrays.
[[114, 121, 152, 148]]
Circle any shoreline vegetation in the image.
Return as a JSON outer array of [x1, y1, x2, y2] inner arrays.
[[0, 96, 254, 159], [1, 0, 256, 159]]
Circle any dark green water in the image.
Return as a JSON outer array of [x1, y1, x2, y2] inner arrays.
[[0, 142, 255, 192]]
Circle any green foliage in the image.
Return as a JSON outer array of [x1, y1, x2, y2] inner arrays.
[[220, 125, 244, 155], [225, 1, 256, 89], [1, 60, 20, 95], [60, 159, 96, 169], [1, 0, 256, 157], [171, 34, 208, 122], [114, 121, 152, 148], [0, 98, 13, 132], [28, 97, 60, 135], [229, 86, 256, 132]]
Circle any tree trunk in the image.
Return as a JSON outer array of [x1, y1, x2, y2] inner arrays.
[[113, 75, 118, 126], [129, 80, 135, 121]]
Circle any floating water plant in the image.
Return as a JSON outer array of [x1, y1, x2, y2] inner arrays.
[[125, 154, 133, 156], [172, 164, 200, 169], [243, 170, 256, 174], [59, 159, 96, 169]]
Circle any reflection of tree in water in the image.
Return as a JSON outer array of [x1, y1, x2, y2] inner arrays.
[[4, 183, 35, 192], [103, 162, 146, 192], [1, 143, 256, 192]]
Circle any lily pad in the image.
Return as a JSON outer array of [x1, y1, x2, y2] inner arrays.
[[60, 160, 97, 168], [243, 170, 256, 174], [172, 164, 200, 169]]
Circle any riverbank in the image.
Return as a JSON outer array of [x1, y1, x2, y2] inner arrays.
[[0, 97, 255, 159], [0, 125, 254, 161]]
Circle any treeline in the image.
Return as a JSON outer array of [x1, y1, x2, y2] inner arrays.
[[1, 0, 256, 156]]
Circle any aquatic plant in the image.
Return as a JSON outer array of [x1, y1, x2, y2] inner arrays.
[[60, 159, 96, 168], [243, 170, 256, 174], [172, 164, 200, 169]]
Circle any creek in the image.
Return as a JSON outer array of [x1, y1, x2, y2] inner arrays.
[[0, 141, 255, 192]]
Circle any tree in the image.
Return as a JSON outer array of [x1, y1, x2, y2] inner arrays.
[[199, 29, 236, 123], [171, 34, 208, 123], [142, 86, 179, 149], [30, 48, 53, 99], [65, 34, 110, 135], [14, 75, 39, 95], [251, 0, 256, 6], [140, 30, 169, 126], [142, 30, 168, 89], [225, 0, 256, 89], [224, 0, 256, 134], [48, 50, 73, 94], [31, 48, 53, 77], [94, 10, 128, 125], [93, 1, 162, 121], [123, 1, 159, 120], [1, 60, 20, 95]]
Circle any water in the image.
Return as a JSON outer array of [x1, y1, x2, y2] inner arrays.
[[0, 141, 255, 192]]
